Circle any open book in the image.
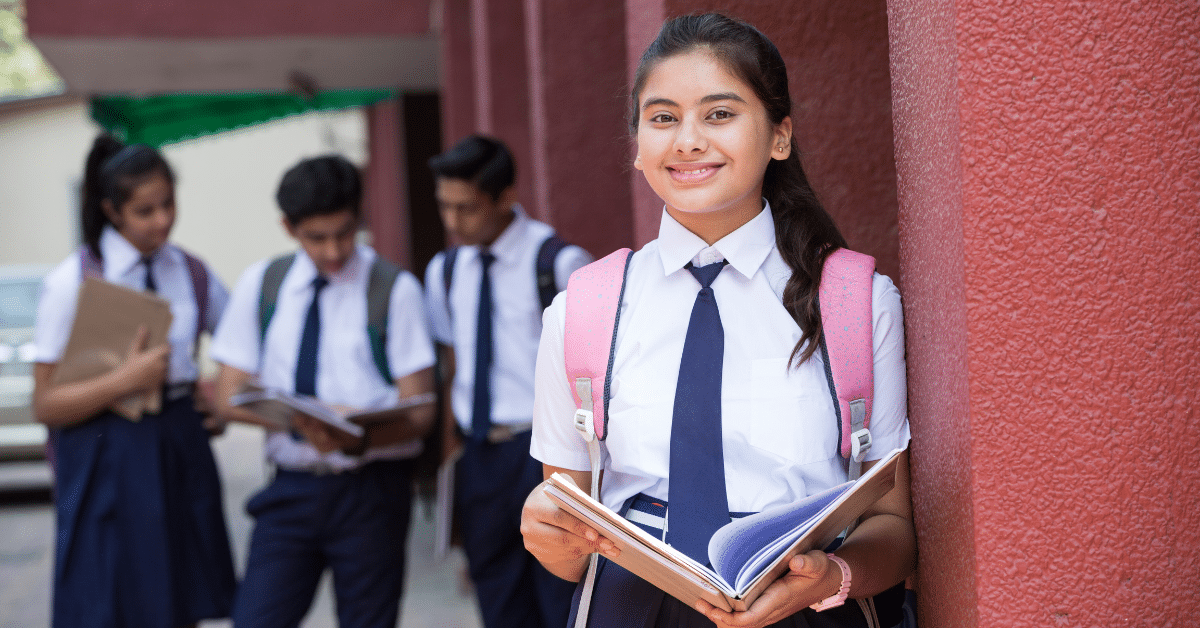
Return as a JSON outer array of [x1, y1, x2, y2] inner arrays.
[[51, 277, 173, 420], [229, 386, 436, 438], [543, 446, 905, 612]]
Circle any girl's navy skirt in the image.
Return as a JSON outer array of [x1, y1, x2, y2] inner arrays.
[[51, 393, 236, 628]]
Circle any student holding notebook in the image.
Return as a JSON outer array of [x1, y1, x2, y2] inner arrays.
[[521, 14, 915, 628], [210, 155, 436, 628], [32, 135, 236, 628]]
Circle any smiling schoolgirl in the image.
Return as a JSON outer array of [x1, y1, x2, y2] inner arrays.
[[33, 135, 236, 628], [521, 14, 915, 628]]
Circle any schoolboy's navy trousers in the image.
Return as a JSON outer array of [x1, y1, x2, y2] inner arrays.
[[456, 431, 576, 628], [232, 459, 414, 628]]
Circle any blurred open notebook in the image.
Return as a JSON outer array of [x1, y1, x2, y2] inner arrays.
[[543, 447, 904, 613], [229, 385, 436, 438], [50, 277, 173, 420]]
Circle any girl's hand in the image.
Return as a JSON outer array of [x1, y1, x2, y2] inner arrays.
[[520, 474, 619, 581], [694, 550, 842, 628], [117, 326, 170, 393]]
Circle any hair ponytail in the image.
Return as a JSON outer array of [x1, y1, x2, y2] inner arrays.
[[631, 13, 848, 366], [81, 134, 125, 260], [79, 134, 175, 260]]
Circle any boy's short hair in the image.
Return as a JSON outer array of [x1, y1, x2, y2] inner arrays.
[[276, 155, 363, 225], [427, 135, 515, 202]]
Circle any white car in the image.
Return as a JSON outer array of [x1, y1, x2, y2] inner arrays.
[[0, 264, 52, 488]]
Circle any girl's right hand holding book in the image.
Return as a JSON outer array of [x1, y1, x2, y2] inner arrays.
[[521, 467, 620, 582]]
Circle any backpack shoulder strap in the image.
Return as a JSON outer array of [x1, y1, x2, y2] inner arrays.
[[366, 257, 402, 384], [535, 234, 569, 311], [562, 246, 633, 628], [257, 254, 296, 346], [564, 247, 633, 444], [79, 246, 103, 279], [179, 248, 210, 344], [817, 247, 877, 480]]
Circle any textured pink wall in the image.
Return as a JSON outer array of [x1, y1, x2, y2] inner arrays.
[[891, 0, 1200, 625], [469, 0, 537, 220], [26, 0, 430, 37], [439, 0, 477, 149], [526, 0, 634, 256], [364, 100, 412, 268]]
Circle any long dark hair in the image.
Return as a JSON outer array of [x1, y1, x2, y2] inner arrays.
[[630, 13, 848, 366], [81, 135, 175, 260]]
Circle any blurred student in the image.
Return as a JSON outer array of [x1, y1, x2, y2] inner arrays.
[[211, 155, 436, 628], [424, 135, 592, 628], [33, 134, 236, 628]]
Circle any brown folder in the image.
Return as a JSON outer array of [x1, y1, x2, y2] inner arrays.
[[50, 277, 173, 420]]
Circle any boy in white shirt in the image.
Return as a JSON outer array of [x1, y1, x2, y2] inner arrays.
[[212, 155, 436, 628], [424, 136, 591, 628]]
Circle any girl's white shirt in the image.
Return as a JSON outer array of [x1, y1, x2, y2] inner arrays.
[[531, 204, 910, 513], [34, 225, 229, 384]]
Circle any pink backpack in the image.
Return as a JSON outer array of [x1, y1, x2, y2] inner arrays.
[[561, 247, 876, 626]]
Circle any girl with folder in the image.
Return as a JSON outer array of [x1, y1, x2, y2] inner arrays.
[[522, 13, 916, 628], [32, 135, 236, 628]]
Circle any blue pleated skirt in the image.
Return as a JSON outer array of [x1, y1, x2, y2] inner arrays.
[[52, 394, 237, 628]]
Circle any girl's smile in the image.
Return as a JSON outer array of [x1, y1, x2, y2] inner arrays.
[[634, 49, 791, 243]]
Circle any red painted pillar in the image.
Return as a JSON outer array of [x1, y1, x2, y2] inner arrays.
[[889, 0, 1200, 626], [526, 0, 633, 256], [439, 0, 477, 150], [364, 99, 412, 267], [469, 0, 537, 219], [624, 0, 666, 249]]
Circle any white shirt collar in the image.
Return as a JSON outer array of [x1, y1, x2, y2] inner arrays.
[[287, 243, 374, 292], [99, 224, 181, 275], [475, 203, 528, 264], [656, 201, 776, 280]]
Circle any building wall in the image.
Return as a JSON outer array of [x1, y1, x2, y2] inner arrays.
[[889, 0, 1200, 625]]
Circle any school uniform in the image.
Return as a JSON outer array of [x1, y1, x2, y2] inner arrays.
[[35, 225, 235, 628], [531, 205, 911, 627], [211, 243, 434, 628], [424, 205, 592, 628]]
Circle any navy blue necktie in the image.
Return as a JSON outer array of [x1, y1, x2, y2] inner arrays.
[[141, 256, 157, 293], [294, 276, 328, 397], [471, 251, 496, 442], [667, 260, 730, 564]]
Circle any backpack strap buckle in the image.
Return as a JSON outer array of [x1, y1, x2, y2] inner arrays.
[[850, 427, 872, 463]]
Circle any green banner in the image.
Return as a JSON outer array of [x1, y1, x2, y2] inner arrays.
[[91, 89, 396, 147]]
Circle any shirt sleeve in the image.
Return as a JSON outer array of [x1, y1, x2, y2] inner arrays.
[[422, 251, 454, 346], [530, 292, 592, 472], [554, 245, 595, 292], [33, 260, 81, 364], [209, 260, 269, 374], [866, 273, 911, 460], [386, 271, 437, 381]]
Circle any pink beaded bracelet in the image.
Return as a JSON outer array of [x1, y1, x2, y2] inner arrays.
[[810, 552, 851, 611]]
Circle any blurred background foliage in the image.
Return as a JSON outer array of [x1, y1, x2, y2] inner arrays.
[[0, 0, 64, 102]]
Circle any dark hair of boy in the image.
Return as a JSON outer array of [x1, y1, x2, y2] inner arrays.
[[81, 134, 175, 261], [427, 134, 516, 202], [275, 154, 363, 225]]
